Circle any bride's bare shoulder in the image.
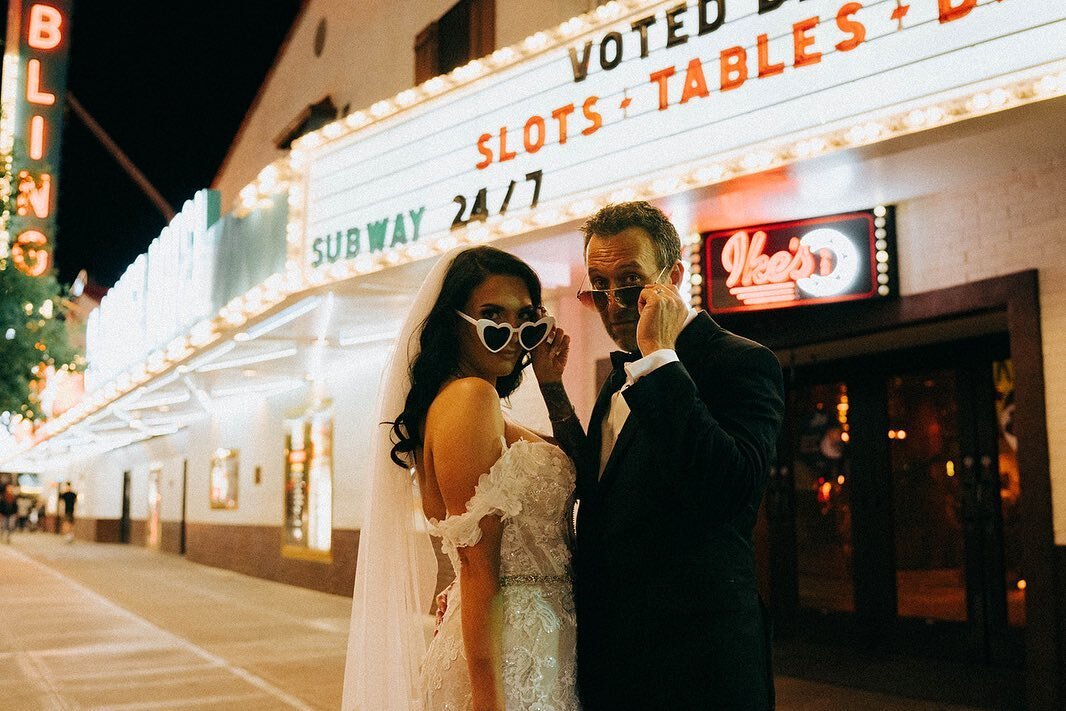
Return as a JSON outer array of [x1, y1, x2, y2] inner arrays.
[[425, 378, 505, 503], [425, 378, 503, 442], [430, 378, 500, 416]]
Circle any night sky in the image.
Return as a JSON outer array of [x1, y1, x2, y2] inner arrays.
[[5, 1, 302, 288]]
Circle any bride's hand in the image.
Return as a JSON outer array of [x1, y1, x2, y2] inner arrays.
[[531, 326, 569, 384]]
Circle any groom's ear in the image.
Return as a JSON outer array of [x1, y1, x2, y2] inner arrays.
[[670, 260, 685, 287]]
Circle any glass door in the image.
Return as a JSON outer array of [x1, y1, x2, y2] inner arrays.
[[770, 336, 1022, 667], [790, 381, 855, 615]]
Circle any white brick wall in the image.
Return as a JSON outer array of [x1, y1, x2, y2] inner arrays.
[[897, 156, 1066, 544]]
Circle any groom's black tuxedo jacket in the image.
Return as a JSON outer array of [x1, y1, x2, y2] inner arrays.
[[573, 312, 784, 711]]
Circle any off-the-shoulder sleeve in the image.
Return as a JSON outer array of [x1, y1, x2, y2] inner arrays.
[[433, 449, 522, 550]]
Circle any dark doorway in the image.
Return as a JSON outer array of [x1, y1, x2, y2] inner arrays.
[[725, 271, 1055, 709], [771, 335, 1023, 666], [180, 460, 188, 555], [120, 470, 131, 544]]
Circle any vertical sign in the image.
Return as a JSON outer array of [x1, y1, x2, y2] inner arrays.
[[2, 0, 74, 276]]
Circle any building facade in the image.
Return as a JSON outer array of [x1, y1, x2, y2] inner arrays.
[[7, 1, 1065, 707]]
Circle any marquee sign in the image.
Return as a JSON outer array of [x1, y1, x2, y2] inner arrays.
[[85, 190, 221, 388], [1, 0, 73, 276], [299, 0, 1065, 270], [701, 207, 896, 313]]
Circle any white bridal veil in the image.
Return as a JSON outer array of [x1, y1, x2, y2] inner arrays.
[[341, 249, 464, 710]]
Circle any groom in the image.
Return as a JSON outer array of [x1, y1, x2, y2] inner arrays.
[[549, 201, 784, 710]]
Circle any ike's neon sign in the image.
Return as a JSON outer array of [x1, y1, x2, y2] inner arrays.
[[4, 0, 73, 277], [702, 208, 895, 313]]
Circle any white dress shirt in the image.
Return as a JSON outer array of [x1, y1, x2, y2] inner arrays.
[[598, 308, 699, 477]]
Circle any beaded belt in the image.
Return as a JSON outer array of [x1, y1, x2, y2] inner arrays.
[[500, 574, 570, 587]]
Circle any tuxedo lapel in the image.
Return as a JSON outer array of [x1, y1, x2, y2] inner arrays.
[[581, 374, 620, 496], [675, 311, 721, 366], [597, 413, 638, 490]]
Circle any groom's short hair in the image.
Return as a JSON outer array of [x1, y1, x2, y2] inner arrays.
[[580, 201, 682, 271]]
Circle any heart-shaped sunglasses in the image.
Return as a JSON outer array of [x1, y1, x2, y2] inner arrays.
[[455, 311, 555, 353]]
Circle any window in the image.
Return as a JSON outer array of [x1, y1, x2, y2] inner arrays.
[[274, 96, 338, 150], [283, 407, 333, 560], [415, 0, 495, 84], [209, 449, 239, 510]]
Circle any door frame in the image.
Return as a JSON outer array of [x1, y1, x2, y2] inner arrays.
[[120, 470, 131, 544], [718, 270, 1058, 710]]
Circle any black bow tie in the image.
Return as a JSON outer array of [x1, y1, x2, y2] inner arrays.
[[610, 350, 641, 374]]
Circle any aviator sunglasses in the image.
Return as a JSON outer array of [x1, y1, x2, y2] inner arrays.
[[576, 266, 669, 311], [455, 310, 556, 353]]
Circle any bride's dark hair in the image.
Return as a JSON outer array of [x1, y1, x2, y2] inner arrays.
[[389, 246, 543, 467]]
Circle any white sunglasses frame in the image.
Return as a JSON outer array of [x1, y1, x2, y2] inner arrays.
[[455, 310, 556, 353]]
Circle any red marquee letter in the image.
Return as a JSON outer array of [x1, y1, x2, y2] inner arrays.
[[27, 4, 63, 50], [939, 0, 977, 23], [26, 59, 56, 105], [720, 47, 748, 92]]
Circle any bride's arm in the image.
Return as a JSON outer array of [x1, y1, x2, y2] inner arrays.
[[532, 326, 588, 466], [428, 378, 507, 711], [539, 381, 586, 460]]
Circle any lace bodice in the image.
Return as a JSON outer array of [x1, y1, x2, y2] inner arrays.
[[422, 438, 580, 710], [429, 438, 574, 580]]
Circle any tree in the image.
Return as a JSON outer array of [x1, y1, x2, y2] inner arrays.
[[0, 260, 78, 421]]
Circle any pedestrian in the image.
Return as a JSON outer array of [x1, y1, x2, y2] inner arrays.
[[28, 498, 41, 531], [59, 482, 77, 543], [0, 482, 16, 543], [16, 493, 32, 531]]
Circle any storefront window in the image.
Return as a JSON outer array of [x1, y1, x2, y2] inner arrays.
[[147, 464, 162, 549], [209, 449, 239, 509], [283, 401, 333, 558], [792, 382, 854, 613]]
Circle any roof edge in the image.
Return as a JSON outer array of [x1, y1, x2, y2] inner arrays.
[[211, 0, 311, 193]]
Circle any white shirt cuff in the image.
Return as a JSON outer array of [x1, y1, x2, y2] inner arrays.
[[622, 349, 679, 388], [621, 308, 699, 389]]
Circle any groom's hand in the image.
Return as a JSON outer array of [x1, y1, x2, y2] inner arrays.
[[636, 282, 687, 356]]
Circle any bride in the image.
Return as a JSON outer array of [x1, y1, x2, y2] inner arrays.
[[342, 246, 582, 710]]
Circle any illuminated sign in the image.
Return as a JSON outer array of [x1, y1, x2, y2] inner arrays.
[[1, 0, 73, 276], [283, 410, 333, 556], [299, 1, 1064, 269], [701, 207, 896, 313], [85, 190, 220, 388]]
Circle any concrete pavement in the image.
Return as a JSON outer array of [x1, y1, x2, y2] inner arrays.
[[1, 534, 986, 710]]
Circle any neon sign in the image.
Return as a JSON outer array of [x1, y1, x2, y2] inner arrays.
[[701, 207, 895, 313], [2, 0, 73, 277]]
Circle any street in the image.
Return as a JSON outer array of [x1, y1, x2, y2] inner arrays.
[[0, 535, 988, 711]]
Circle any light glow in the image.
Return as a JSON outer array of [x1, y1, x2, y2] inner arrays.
[[196, 347, 300, 373], [211, 378, 303, 399], [236, 296, 321, 342]]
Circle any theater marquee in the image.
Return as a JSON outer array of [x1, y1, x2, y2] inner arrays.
[[295, 0, 1066, 273]]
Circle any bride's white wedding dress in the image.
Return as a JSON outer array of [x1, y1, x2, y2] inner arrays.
[[422, 437, 580, 711]]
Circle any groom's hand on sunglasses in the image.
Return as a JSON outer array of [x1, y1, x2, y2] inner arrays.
[[636, 281, 687, 356], [531, 326, 570, 385]]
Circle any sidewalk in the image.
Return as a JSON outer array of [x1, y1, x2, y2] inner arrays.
[[1, 535, 985, 710]]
